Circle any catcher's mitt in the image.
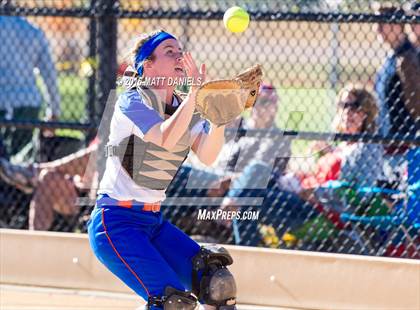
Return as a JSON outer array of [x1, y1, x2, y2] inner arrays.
[[195, 80, 245, 126], [195, 64, 263, 126], [234, 64, 263, 109]]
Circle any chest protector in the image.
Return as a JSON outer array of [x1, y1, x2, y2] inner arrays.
[[116, 88, 203, 191]]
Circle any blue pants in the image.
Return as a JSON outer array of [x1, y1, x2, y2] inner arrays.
[[87, 195, 201, 309]]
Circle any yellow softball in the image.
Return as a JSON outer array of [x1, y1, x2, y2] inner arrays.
[[223, 6, 250, 33]]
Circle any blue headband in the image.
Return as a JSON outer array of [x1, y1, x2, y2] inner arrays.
[[134, 32, 176, 76]]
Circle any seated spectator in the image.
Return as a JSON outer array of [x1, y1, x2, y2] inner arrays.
[[0, 138, 98, 230], [298, 84, 383, 194], [223, 84, 386, 252], [278, 84, 386, 252]]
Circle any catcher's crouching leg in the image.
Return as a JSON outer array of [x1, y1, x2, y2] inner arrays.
[[192, 245, 237, 309], [147, 287, 197, 310]]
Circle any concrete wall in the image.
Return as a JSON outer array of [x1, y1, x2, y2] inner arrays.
[[1, 229, 419, 310]]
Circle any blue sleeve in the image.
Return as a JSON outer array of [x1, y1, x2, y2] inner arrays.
[[202, 120, 210, 134], [119, 90, 163, 135]]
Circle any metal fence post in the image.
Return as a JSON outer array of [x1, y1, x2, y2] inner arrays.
[[86, 0, 97, 144], [95, 0, 118, 123], [95, 0, 118, 179]]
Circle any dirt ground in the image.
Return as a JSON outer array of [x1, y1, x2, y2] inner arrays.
[[0, 284, 294, 310]]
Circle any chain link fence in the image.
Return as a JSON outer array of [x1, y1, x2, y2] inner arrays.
[[0, 0, 419, 259]]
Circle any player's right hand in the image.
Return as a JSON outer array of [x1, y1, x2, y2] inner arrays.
[[181, 51, 205, 93]]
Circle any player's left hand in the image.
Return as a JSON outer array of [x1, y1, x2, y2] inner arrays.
[[194, 64, 263, 126]]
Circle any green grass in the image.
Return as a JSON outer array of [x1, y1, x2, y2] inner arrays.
[[277, 88, 335, 131], [54, 73, 88, 140], [241, 87, 335, 157], [276, 87, 336, 156], [58, 74, 87, 122]]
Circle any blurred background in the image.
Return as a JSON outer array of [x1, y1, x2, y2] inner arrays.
[[0, 0, 419, 259]]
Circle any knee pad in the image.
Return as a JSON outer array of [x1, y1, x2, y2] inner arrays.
[[147, 286, 197, 310], [192, 245, 237, 309]]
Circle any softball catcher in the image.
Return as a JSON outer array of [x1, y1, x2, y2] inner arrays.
[[87, 29, 262, 309]]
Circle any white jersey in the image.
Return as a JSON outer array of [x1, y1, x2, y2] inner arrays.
[[98, 89, 209, 203]]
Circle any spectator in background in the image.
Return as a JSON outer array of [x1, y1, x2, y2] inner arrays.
[[231, 85, 382, 251], [373, 3, 419, 185], [276, 85, 385, 252], [298, 84, 383, 196], [373, 2, 420, 230], [0, 139, 98, 230], [0, 16, 60, 159], [229, 85, 383, 200], [373, 2, 419, 139], [405, 1, 420, 233]]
